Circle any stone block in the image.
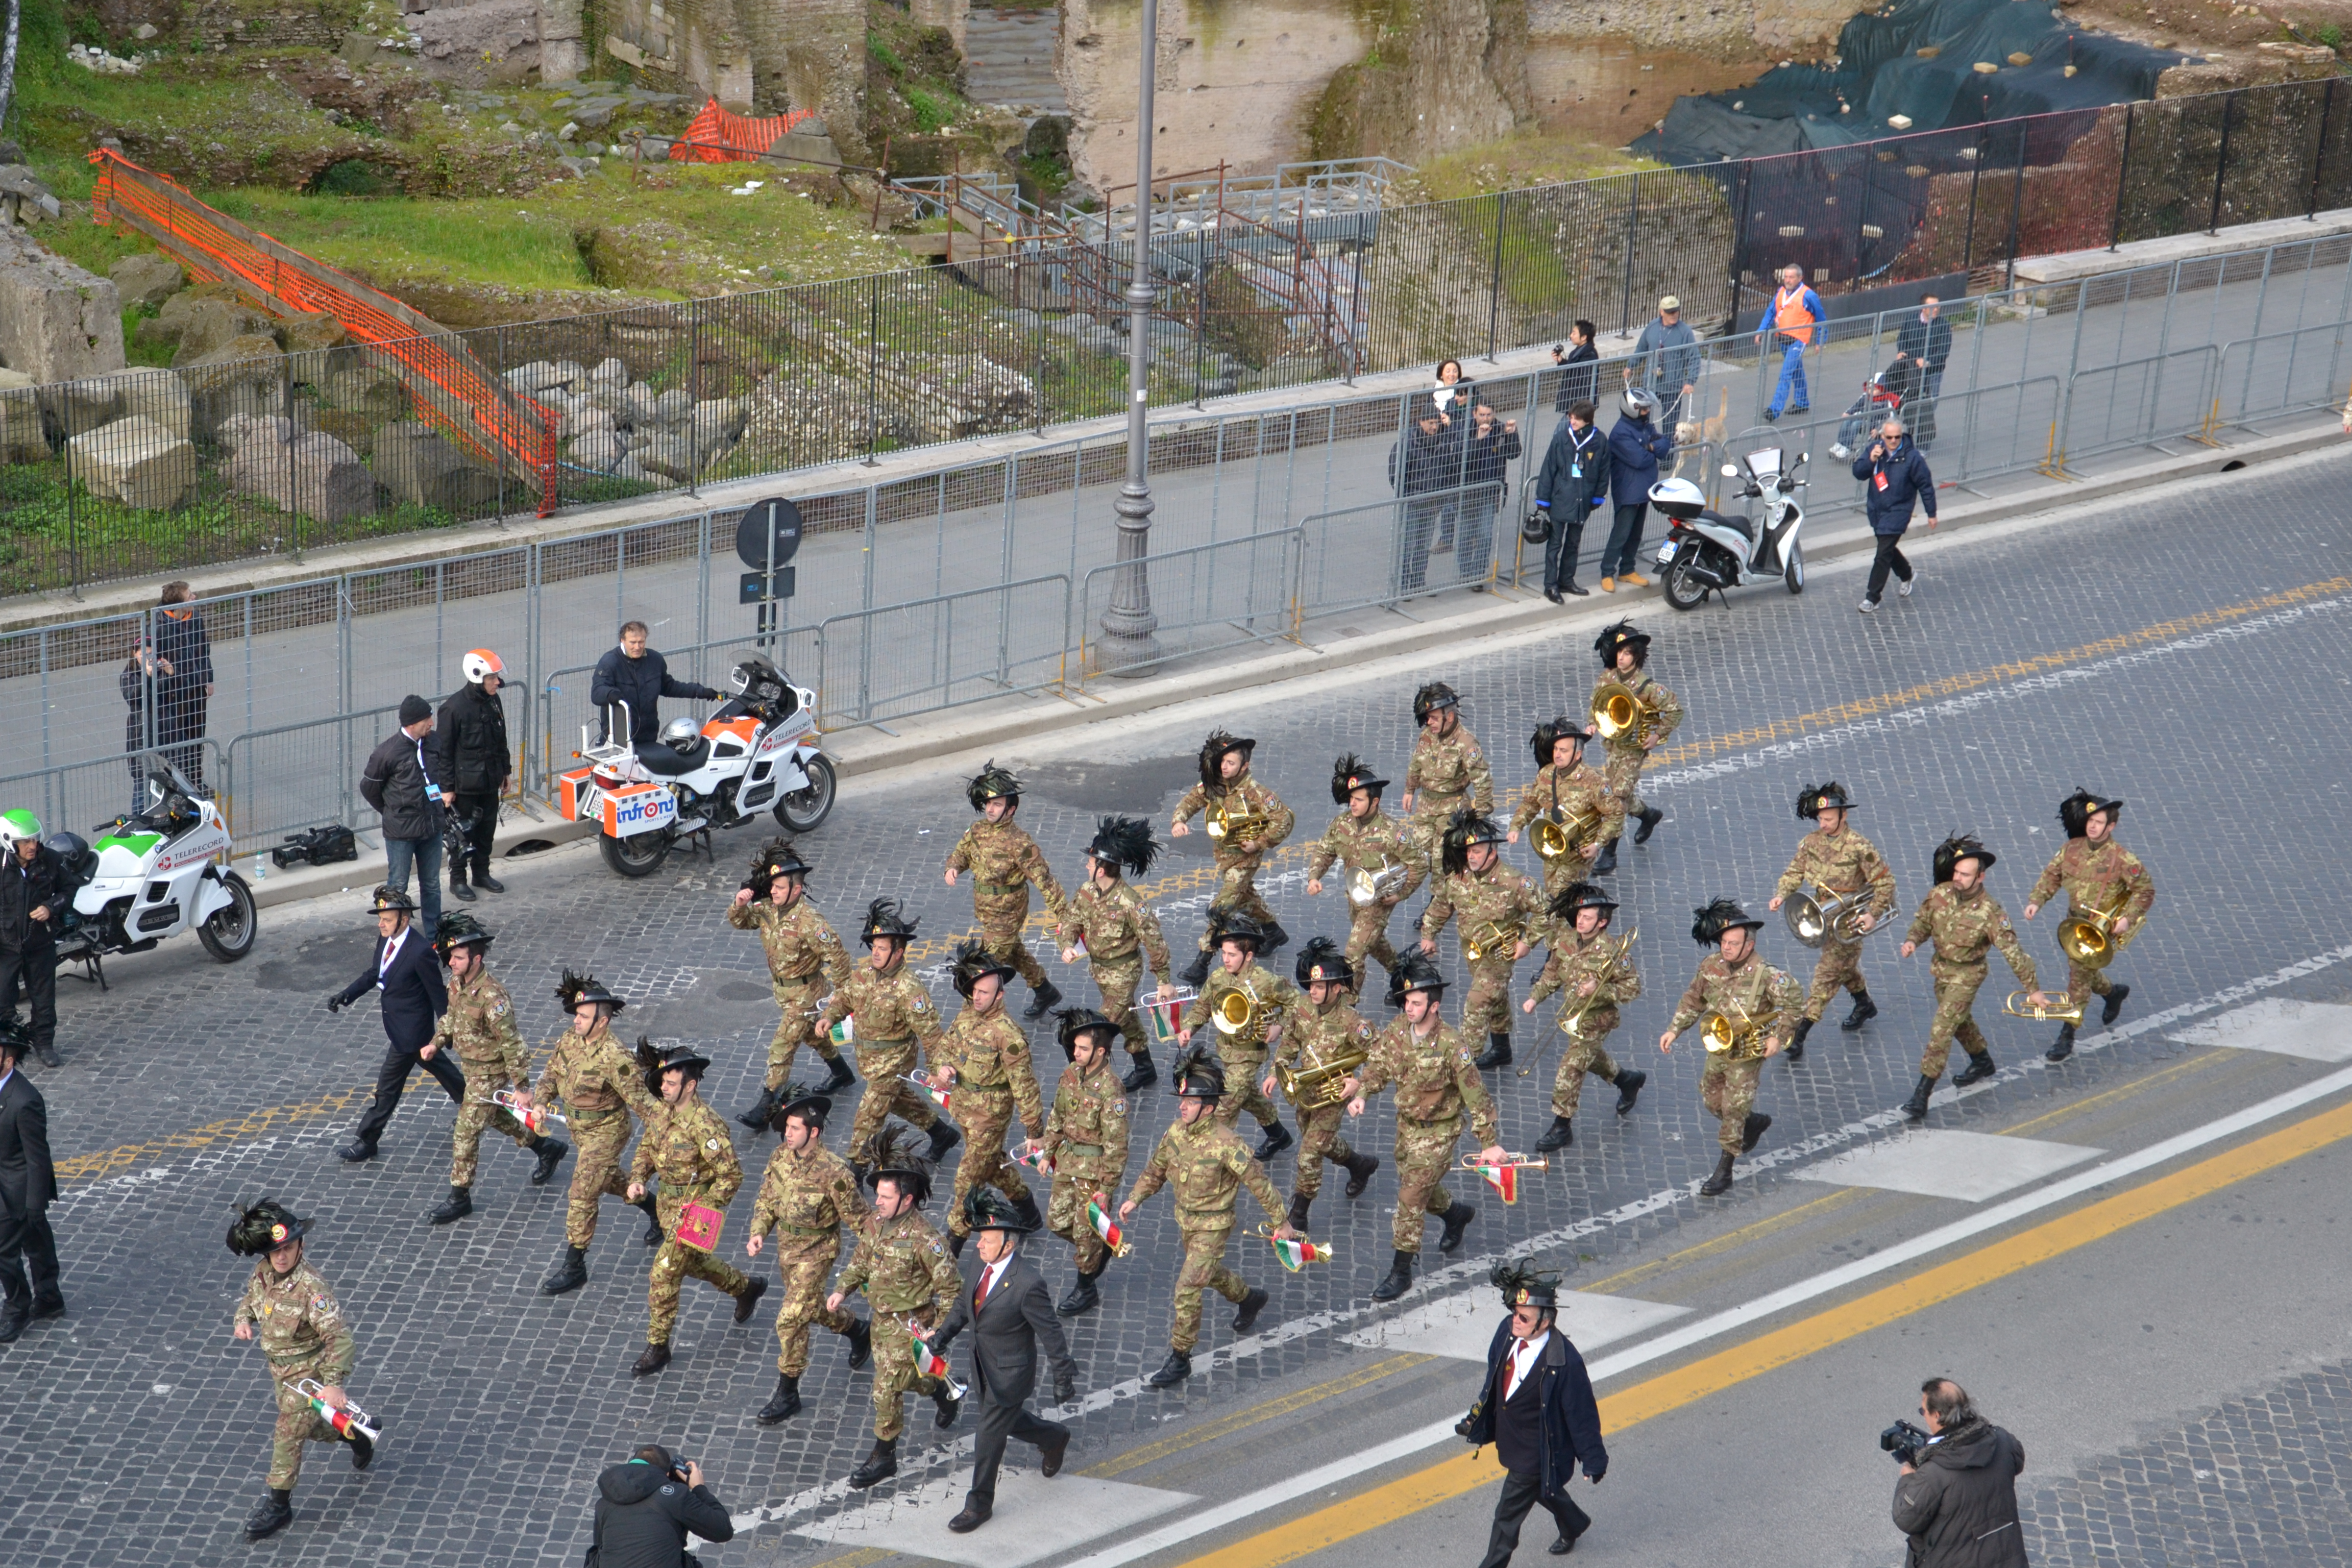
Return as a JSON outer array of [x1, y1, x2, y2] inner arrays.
[[690, 396, 745, 456], [109, 253, 186, 309], [281, 311, 349, 358], [92, 366, 191, 439], [0, 368, 47, 463], [66, 415, 197, 509], [179, 334, 288, 443], [632, 431, 698, 478], [566, 428, 626, 470], [310, 407, 380, 458], [214, 413, 296, 455], [0, 226, 126, 383], [160, 293, 280, 366], [223, 428, 380, 524], [323, 365, 411, 419], [588, 355, 628, 387], [372, 420, 504, 512]]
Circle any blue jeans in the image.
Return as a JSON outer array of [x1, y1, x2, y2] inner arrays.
[[1604, 503, 1648, 576], [1456, 493, 1498, 582], [383, 834, 444, 934], [1770, 341, 1809, 415]]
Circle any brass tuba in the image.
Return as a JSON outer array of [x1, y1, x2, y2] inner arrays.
[[1783, 882, 1878, 948], [2003, 989, 2085, 1023], [2056, 893, 2136, 971], [1533, 801, 1603, 862], [1349, 860, 1409, 908], [1463, 920, 1526, 963], [1206, 800, 1272, 845], [1211, 983, 1260, 1036], [1278, 1048, 1367, 1109], [1591, 681, 1659, 746]]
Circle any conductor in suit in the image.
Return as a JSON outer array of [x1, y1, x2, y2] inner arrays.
[[328, 886, 462, 1163], [0, 1027, 63, 1342], [1460, 1260, 1608, 1562], [929, 1189, 1081, 1533]]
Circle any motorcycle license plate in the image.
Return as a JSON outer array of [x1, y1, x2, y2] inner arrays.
[[1655, 540, 1678, 565]]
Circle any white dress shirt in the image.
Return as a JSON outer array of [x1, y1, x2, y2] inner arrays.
[[1505, 1329, 1551, 1400], [976, 1253, 1014, 1308], [378, 926, 409, 985]]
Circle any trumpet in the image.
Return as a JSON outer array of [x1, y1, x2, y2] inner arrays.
[[1591, 680, 1660, 746], [1211, 982, 1261, 1037], [2003, 989, 2085, 1023], [1532, 802, 1603, 862], [1206, 801, 1272, 845], [2056, 894, 2137, 970], [1463, 919, 1526, 963], [1783, 882, 1880, 948], [1699, 1005, 1782, 1055], [1277, 1049, 1366, 1109], [293, 1378, 382, 1443], [1457, 1153, 1548, 1172], [493, 1089, 566, 1136], [1349, 860, 1409, 908]]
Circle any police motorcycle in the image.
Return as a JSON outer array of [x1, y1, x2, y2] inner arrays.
[[1648, 446, 1809, 611], [40, 761, 258, 986], [559, 654, 835, 879]]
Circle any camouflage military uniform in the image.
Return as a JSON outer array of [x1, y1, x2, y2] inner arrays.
[[536, 1023, 665, 1248], [748, 1140, 870, 1376], [431, 966, 536, 1188], [1122, 1115, 1286, 1351], [1355, 1014, 1502, 1254], [1421, 857, 1547, 1038], [2027, 838, 2155, 1005], [235, 1257, 355, 1490], [1172, 769, 1295, 950], [632, 1094, 750, 1344], [1270, 994, 1374, 1200], [1508, 762, 1624, 900], [1307, 808, 1427, 978], [1060, 878, 1174, 1059], [1668, 950, 1803, 1154], [819, 964, 947, 1165], [1905, 885, 2038, 1079], [937, 1002, 1045, 1238], [727, 895, 850, 1090], [1182, 961, 1299, 1130], [1526, 927, 1640, 1118], [835, 1208, 962, 1438], [1591, 669, 1683, 820], [948, 818, 1068, 990], [1774, 826, 1898, 1022], [1041, 1055, 1131, 1273], [1405, 722, 1494, 857]]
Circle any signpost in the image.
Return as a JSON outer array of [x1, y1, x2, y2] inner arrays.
[[735, 496, 804, 652]]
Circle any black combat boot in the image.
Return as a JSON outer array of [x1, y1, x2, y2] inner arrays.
[[1698, 1153, 1736, 1196], [819, 1054, 856, 1093], [631, 1340, 672, 1378], [1254, 1119, 1294, 1161], [1057, 1266, 1102, 1317], [1232, 1286, 1270, 1333], [1613, 1068, 1647, 1116], [931, 1379, 963, 1428], [348, 1424, 376, 1471], [1475, 1033, 1513, 1070], [1147, 1348, 1192, 1387], [1785, 1018, 1812, 1061], [1590, 839, 1620, 876], [2046, 1023, 2077, 1063], [1535, 1115, 1575, 1153], [1371, 1250, 1415, 1302], [634, 1195, 664, 1247], [530, 1135, 570, 1186], [949, 1230, 968, 1260], [1013, 1192, 1046, 1232], [757, 1373, 803, 1425], [2101, 983, 2131, 1026], [473, 868, 506, 893], [244, 1488, 295, 1541], [1342, 1150, 1380, 1198], [450, 862, 476, 902], [1901, 1074, 1935, 1122], [1633, 806, 1664, 845], [737, 1085, 780, 1131], [1122, 1052, 1158, 1092], [427, 1185, 473, 1225], [733, 1276, 769, 1324], [1179, 948, 1213, 988], [1952, 1052, 1997, 1087], [1261, 921, 1291, 954], [1438, 1200, 1477, 1253], [925, 1120, 962, 1163], [1842, 991, 1879, 1031], [845, 1315, 873, 1368], [1286, 1192, 1313, 1234], [847, 1437, 899, 1489], [1741, 1112, 1772, 1153], [539, 1244, 589, 1295], [1024, 977, 1064, 1020]]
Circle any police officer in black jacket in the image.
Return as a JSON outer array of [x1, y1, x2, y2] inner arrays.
[[434, 650, 514, 902], [1461, 1261, 1608, 1563], [591, 622, 719, 747], [0, 813, 65, 1069], [589, 1445, 733, 1568], [329, 886, 460, 1163]]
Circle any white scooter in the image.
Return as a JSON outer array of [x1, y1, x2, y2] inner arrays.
[[559, 654, 836, 879], [1648, 447, 1809, 611], [46, 762, 258, 986]]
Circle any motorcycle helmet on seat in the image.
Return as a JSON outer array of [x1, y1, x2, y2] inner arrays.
[[659, 716, 702, 750]]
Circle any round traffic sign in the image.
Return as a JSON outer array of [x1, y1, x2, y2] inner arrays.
[[733, 496, 804, 569]]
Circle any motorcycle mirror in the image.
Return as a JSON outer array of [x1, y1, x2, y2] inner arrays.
[[1722, 463, 1739, 477]]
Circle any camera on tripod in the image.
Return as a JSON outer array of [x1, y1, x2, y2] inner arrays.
[[1879, 1418, 1930, 1466]]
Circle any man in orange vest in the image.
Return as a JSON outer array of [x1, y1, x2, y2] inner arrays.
[[1756, 264, 1823, 423]]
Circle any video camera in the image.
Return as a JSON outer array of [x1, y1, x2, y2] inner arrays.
[[1879, 1418, 1930, 1467], [272, 824, 359, 870]]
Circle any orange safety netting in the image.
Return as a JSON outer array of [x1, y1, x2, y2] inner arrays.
[[669, 99, 817, 163], [87, 149, 558, 515]]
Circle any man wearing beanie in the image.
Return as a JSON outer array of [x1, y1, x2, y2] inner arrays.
[[360, 695, 453, 934]]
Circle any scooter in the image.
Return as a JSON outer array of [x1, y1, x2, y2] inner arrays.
[[559, 654, 836, 879], [46, 761, 258, 987], [1648, 446, 1809, 611]]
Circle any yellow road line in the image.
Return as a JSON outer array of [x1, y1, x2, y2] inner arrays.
[[58, 1090, 366, 1185], [1179, 1096, 2352, 1568], [1083, 1354, 1428, 1480]]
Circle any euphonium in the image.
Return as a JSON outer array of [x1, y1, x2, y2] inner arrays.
[[1783, 881, 1877, 948], [2056, 893, 2136, 970], [1699, 1006, 1782, 1055], [1591, 680, 1658, 745], [1211, 984, 1259, 1036], [1278, 1049, 1367, 1109], [1463, 920, 1526, 963], [1349, 860, 1408, 908], [1533, 801, 1602, 862], [2003, 989, 2085, 1023], [1206, 800, 1273, 844]]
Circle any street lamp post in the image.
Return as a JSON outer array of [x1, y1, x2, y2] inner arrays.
[[1096, 0, 1161, 669]]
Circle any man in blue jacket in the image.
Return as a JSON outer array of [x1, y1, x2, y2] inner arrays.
[[592, 621, 721, 747], [1601, 389, 1672, 595], [1531, 401, 1609, 601], [1853, 418, 1935, 614], [1460, 1261, 1608, 1563], [329, 885, 460, 1164]]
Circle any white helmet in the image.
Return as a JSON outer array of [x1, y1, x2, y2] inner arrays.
[[659, 716, 702, 750], [461, 648, 505, 684], [1620, 386, 1660, 423], [0, 808, 41, 849]]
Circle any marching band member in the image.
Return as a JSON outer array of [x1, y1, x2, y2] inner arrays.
[[1506, 721, 1619, 899], [1059, 815, 1177, 1091], [1172, 731, 1294, 985], [1767, 783, 1896, 1058], [1587, 622, 1682, 872], [729, 838, 854, 1133], [1306, 755, 1426, 985], [945, 764, 1067, 1020], [1899, 837, 2046, 1122], [2024, 790, 2154, 1061], [1658, 901, 1800, 1196], [1521, 883, 1645, 1152], [1266, 938, 1381, 1235]]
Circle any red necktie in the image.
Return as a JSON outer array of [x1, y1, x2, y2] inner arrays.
[[976, 1269, 992, 1308]]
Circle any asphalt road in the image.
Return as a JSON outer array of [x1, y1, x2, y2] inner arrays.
[[3, 441, 2350, 1568]]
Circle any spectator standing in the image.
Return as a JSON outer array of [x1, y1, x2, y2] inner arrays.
[[1892, 1378, 2027, 1568], [1550, 323, 1600, 415], [1429, 360, 1473, 550], [1890, 297, 1952, 449], [0, 1028, 63, 1342], [592, 621, 721, 748], [1627, 297, 1701, 430], [1601, 388, 1672, 594], [0, 812, 64, 1069], [590, 1444, 734, 1568], [1854, 418, 1934, 614], [118, 638, 164, 814], [1757, 264, 1824, 423], [1532, 400, 1608, 601], [1461, 1262, 1608, 1565], [1458, 401, 1522, 590], [434, 650, 513, 904], [152, 581, 215, 790], [329, 885, 460, 1163], [361, 696, 449, 934], [1389, 404, 1462, 594]]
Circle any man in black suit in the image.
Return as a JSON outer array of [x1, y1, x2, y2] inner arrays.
[[0, 1027, 63, 1341], [328, 886, 461, 1163], [929, 1189, 1081, 1533], [1460, 1260, 1608, 1562]]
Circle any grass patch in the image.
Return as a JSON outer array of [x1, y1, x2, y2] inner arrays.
[[209, 187, 600, 292], [1402, 129, 1660, 203]]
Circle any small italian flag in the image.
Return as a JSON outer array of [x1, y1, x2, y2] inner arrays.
[[306, 1394, 380, 1444], [1087, 1199, 1133, 1257], [1480, 1162, 1522, 1205], [1147, 995, 1186, 1046], [829, 1017, 854, 1047], [907, 1321, 968, 1400], [1269, 1235, 1333, 1272], [1015, 1144, 1057, 1174], [907, 1070, 952, 1115]]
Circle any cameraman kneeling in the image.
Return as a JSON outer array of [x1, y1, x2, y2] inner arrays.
[[1893, 1379, 2027, 1567], [590, 1445, 733, 1567]]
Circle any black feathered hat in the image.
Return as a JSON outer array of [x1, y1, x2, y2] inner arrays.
[[1207, 909, 1265, 953], [951, 937, 1019, 999], [861, 898, 918, 947], [1294, 935, 1355, 992], [769, 1082, 832, 1133], [1055, 1006, 1120, 1060], [1330, 753, 1390, 804], [1387, 950, 1449, 1005], [965, 1188, 1040, 1234], [966, 761, 1021, 811], [744, 836, 811, 899], [1796, 781, 1853, 821], [227, 1199, 309, 1256], [1548, 880, 1618, 923], [1439, 807, 1506, 875], [867, 1124, 934, 1203], [1594, 619, 1650, 668], [1413, 682, 1460, 726], [1170, 1044, 1228, 1101], [368, 883, 416, 916], [1198, 729, 1256, 795], [555, 968, 626, 1015], [1933, 833, 1997, 885], [1086, 815, 1159, 878], [2057, 789, 2123, 840], [1690, 898, 1763, 946], [638, 1036, 712, 1094], [1491, 1257, 1561, 1310], [1530, 716, 1588, 768], [434, 911, 493, 960]]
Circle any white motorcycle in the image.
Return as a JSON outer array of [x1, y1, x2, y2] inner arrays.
[[1649, 447, 1809, 611], [46, 762, 258, 986], [559, 654, 836, 879]]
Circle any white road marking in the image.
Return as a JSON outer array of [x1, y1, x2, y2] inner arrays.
[[1342, 1288, 1689, 1362], [789, 1472, 1195, 1567], [1791, 1127, 2102, 1202], [2174, 998, 2352, 1062]]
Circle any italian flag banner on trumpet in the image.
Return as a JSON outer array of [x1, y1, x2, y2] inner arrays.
[[903, 1070, 952, 1116], [1086, 1199, 1133, 1257], [1269, 1235, 1333, 1272], [905, 1320, 969, 1400], [296, 1382, 380, 1443], [1014, 1144, 1057, 1175], [828, 1017, 853, 1048]]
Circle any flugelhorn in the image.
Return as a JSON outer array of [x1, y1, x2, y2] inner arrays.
[[1211, 982, 1260, 1036], [2003, 989, 2085, 1023], [1349, 859, 1409, 907], [1591, 680, 1659, 745], [2056, 893, 2136, 970], [1783, 881, 1879, 948], [1463, 919, 1526, 962], [1206, 801, 1272, 844], [1699, 1005, 1782, 1055], [1533, 801, 1603, 862]]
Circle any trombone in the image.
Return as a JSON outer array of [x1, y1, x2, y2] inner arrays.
[[1591, 680, 1659, 746], [1206, 801, 1272, 844], [1521, 928, 1641, 1076], [1783, 882, 1880, 948], [1463, 920, 1527, 963], [2056, 893, 2137, 970], [1349, 859, 1409, 907], [2003, 990, 2085, 1023], [1211, 981, 1261, 1037], [1533, 801, 1602, 862]]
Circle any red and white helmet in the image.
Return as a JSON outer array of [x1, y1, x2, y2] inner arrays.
[[461, 648, 505, 685]]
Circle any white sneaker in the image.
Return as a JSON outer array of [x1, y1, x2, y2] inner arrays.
[[1829, 443, 1851, 460], [1898, 577, 1915, 599], [1858, 598, 1878, 614]]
